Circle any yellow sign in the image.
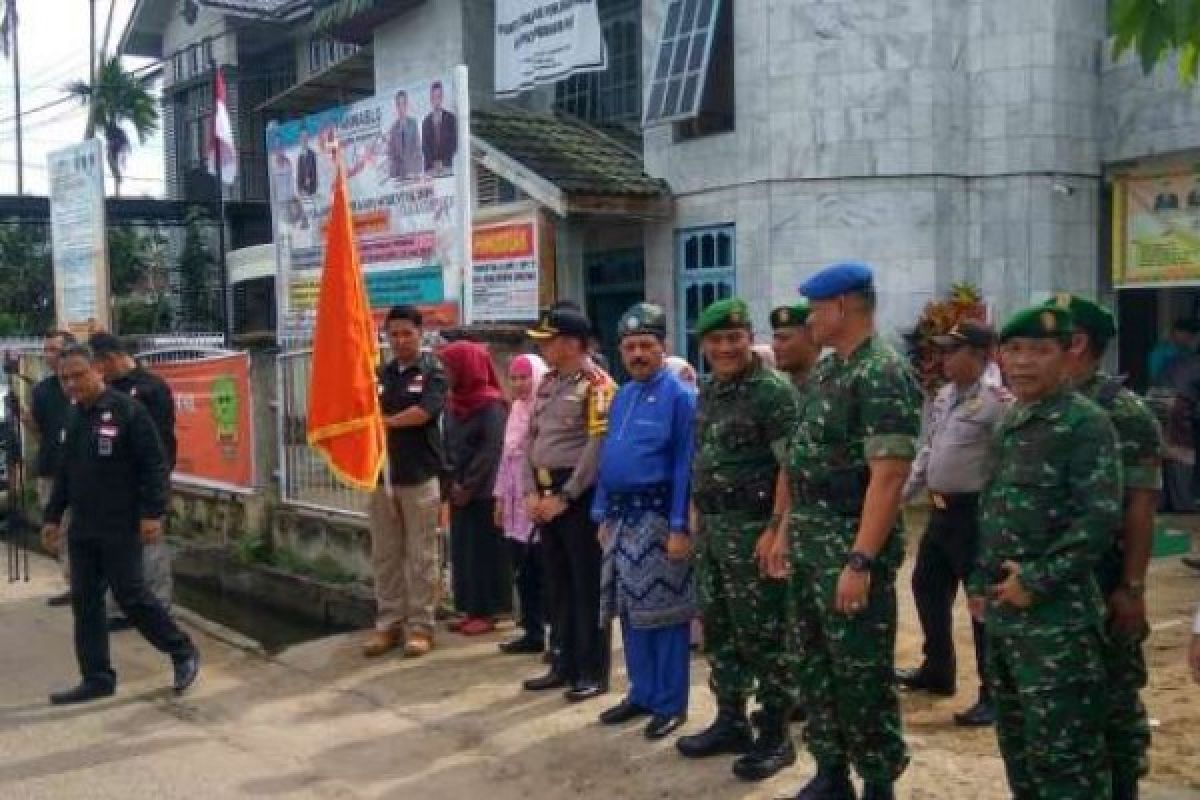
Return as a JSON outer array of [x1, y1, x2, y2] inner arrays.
[[1114, 172, 1200, 286]]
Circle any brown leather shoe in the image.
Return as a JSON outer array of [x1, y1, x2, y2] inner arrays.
[[363, 629, 401, 657], [404, 632, 434, 657]]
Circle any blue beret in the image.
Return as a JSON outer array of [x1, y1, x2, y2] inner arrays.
[[798, 262, 875, 301]]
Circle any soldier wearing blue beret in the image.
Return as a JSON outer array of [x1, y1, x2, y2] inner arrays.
[[779, 261, 920, 800]]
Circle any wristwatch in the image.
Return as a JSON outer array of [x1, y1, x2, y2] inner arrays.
[[846, 551, 874, 573]]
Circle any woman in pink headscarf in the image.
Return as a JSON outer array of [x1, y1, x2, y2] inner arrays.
[[441, 341, 511, 635], [494, 352, 549, 654]]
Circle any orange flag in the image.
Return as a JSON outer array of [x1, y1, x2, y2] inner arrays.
[[306, 154, 385, 490]]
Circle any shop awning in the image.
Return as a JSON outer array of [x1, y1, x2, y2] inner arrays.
[[256, 48, 375, 116], [471, 108, 672, 219]]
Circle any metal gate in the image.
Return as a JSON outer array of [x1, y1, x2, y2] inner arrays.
[[276, 348, 369, 517]]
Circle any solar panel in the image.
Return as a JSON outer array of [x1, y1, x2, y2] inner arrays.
[[643, 0, 722, 126]]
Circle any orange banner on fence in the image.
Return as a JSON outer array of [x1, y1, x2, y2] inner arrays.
[[155, 353, 255, 490]]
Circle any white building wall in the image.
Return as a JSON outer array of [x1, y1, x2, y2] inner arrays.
[[644, 0, 1106, 339]]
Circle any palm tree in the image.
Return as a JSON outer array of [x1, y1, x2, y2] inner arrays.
[[66, 57, 159, 196]]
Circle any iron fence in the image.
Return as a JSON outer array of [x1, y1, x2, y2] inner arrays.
[[276, 348, 369, 518]]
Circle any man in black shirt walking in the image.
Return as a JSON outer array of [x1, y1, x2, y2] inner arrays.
[[364, 305, 447, 659], [89, 333, 176, 621], [27, 330, 74, 606], [40, 344, 198, 705]]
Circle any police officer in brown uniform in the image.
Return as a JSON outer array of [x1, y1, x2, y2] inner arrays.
[[521, 307, 616, 702]]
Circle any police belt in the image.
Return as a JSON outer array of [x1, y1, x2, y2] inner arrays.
[[534, 467, 574, 495], [693, 483, 773, 515], [927, 490, 980, 512], [604, 483, 670, 516]]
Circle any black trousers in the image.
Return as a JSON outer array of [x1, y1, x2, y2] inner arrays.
[[509, 539, 545, 644], [539, 488, 610, 685], [911, 495, 988, 698], [68, 533, 194, 689], [450, 498, 512, 618]]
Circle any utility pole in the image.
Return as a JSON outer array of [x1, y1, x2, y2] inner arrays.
[[210, 49, 232, 346], [88, 0, 96, 137], [1, 0, 22, 193]]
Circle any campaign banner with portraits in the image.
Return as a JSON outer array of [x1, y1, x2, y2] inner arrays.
[[1114, 171, 1200, 287], [494, 0, 607, 97], [267, 67, 471, 338]]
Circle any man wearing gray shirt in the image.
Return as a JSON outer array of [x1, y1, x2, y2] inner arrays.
[[521, 307, 616, 702], [896, 321, 1012, 728]]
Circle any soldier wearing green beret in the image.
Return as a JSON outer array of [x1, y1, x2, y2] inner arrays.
[[676, 297, 801, 783], [778, 265, 920, 800], [1048, 294, 1165, 800], [770, 301, 821, 392], [967, 304, 1122, 800]]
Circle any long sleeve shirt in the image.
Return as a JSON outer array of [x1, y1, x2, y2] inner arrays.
[[591, 368, 696, 532], [112, 365, 178, 470], [445, 401, 507, 501], [524, 359, 614, 501], [44, 388, 169, 540]]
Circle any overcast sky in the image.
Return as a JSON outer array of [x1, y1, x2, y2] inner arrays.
[[0, 0, 164, 197]]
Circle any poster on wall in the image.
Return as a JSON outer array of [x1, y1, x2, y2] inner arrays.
[[156, 352, 256, 492], [494, 0, 607, 97], [471, 218, 540, 322], [47, 139, 110, 335], [1115, 172, 1200, 286], [267, 66, 472, 338]]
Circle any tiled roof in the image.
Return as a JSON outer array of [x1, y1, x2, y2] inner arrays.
[[472, 108, 668, 197], [199, 0, 309, 17]]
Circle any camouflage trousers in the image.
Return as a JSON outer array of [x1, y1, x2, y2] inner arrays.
[[986, 626, 1110, 800], [790, 545, 909, 783], [695, 512, 798, 711], [1101, 620, 1150, 782]]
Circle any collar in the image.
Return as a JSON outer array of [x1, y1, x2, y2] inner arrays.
[[1013, 388, 1070, 426], [712, 353, 761, 388]]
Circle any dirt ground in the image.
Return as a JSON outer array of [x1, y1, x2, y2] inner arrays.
[[2, 516, 1199, 799]]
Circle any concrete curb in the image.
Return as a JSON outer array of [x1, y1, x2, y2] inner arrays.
[[173, 605, 268, 659]]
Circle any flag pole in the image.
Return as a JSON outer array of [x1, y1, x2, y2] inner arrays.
[[209, 48, 232, 346]]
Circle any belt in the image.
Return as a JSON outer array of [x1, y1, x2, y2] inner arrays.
[[693, 483, 773, 515], [534, 467, 573, 495], [605, 483, 670, 515], [928, 491, 980, 511]]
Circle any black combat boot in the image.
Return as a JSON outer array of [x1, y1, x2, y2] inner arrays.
[[732, 706, 797, 781], [1113, 773, 1139, 800], [676, 698, 754, 758], [861, 781, 894, 800], [786, 762, 857, 800]]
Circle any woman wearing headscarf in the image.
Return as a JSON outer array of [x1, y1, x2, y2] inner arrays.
[[441, 341, 511, 635], [494, 353, 550, 653]]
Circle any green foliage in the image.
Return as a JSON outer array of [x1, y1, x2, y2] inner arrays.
[[65, 57, 160, 196], [233, 533, 271, 565], [178, 208, 219, 331], [231, 533, 355, 585], [1110, 0, 1200, 83], [115, 297, 172, 334], [0, 225, 54, 336], [108, 224, 171, 334]]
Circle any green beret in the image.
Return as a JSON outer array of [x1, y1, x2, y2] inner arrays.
[[1044, 293, 1116, 342], [696, 297, 752, 338], [999, 305, 1074, 343], [618, 302, 667, 339], [769, 301, 810, 330]]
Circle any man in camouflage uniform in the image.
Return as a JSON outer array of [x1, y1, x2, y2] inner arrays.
[[771, 301, 821, 393], [968, 304, 1122, 800], [676, 297, 801, 783], [779, 262, 919, 800], [1047, 294, 1164, 800]]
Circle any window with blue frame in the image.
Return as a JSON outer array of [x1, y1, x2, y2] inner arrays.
[[675, 225, 735, 372]]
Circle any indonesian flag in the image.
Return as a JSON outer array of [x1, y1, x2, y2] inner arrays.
[[306, 151, 386, 490], [206, 68, 237, 186]]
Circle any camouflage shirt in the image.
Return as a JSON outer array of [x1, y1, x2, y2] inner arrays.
[[972, 389, 1122, 633], [788, 336, 921, 556], [1079, 371, 1165, 593], [693, 354, 798, 502]]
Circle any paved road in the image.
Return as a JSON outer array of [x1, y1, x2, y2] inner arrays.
[[2, 552, 1198, 799]]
